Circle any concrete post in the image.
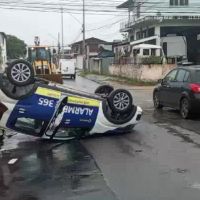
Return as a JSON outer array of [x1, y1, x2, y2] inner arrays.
[[155, 26, 161, 56]]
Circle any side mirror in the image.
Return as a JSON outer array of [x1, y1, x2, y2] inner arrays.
[[158, 79, 163, 84]]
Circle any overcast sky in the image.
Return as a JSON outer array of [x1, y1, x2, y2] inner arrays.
[[0, 0, 126, 46]]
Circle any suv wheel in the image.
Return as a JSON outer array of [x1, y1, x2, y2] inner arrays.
[[153, 91, 163, 109], [180, 98, 191, 119], [7, 59, 34, 86], [108, 89, 132, 113]]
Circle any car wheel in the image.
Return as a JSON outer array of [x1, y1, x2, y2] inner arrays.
[[95, 85, 114, 98], [7, 59, 34, 86], [108, 89, 132, 113], [180, 98, 191, 119], [153, 91, 163, 109], [102, 101, 137, 125]]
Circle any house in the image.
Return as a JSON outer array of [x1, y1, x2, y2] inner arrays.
[[89, 46, 115, 74], [117, 0, 200, 63], [0, 32, 7, 71], [71, 37, 112, 69]]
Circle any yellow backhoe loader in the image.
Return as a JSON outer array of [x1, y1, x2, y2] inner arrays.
[[27, 45, 63, 84]]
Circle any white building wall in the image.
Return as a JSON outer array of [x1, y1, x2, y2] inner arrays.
[[135, 0, 200, 19], [155, 26, 161, 56], [161, 36, 187, 57], [76, 55, 83, 69]]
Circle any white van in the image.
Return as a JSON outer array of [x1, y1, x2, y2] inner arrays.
[[130, 44, 166, 64], [60, 58, 76, 79], [131, 44, 165, 57]]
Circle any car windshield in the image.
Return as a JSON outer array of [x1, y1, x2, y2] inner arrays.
[[28, 47, 50, 61]]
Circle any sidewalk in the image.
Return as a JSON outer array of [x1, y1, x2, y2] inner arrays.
[[82, 73, 155, 91]]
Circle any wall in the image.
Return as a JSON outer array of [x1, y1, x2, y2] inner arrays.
[[101, 57, 113, 75], [161, 36, 187, 57], [75, 55, 83, 69], [132, 0, 200, 20], [89, 57, 114, 75], [89, 59, 100, 73], [109, 64, 176, 81]]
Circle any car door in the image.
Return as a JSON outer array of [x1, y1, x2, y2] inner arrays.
[[159, 69, 178, 106], [170, 69, 188, 108]]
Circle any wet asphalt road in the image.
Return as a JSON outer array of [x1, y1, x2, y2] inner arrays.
[[1, 75, 200, 200]]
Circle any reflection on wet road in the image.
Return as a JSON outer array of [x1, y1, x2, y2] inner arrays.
[[0, 135, 116, 200]]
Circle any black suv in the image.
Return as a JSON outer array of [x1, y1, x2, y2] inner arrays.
[[153, 66, 200, 119]]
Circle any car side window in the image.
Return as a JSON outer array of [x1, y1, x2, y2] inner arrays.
[[183, 71, 190, 82], [176, 69, 186, 82], [164, 69, 177, 82]]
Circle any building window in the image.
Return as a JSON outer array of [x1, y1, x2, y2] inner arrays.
[[170, 0, 189, 6], [180, 0, 188, 5], [151, 49, 156, 56], [148, 28, 155, 37], [143, 49, 150, 56]]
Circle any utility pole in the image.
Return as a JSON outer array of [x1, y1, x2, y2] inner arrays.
[[82, 0, 86, 71], [58, 32, 61, 53], [61, 7, 64, 53]]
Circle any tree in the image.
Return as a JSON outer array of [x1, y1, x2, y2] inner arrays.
[[6, 35, 27, 59]]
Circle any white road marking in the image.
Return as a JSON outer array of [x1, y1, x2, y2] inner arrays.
[[8, 158, 18, 165]]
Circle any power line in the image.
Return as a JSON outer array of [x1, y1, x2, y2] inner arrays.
[[86, 19, 125, 31]]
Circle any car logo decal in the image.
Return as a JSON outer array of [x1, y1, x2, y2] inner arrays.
[[67, 96, 100, 107]]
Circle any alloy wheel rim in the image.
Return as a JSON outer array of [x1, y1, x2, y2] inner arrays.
[[113, 92, 130, 111], [181, 99, 188, 118], [154, 93, 159, 107], [11, 63, 31, 83]]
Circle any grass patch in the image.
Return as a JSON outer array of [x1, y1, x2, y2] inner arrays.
[[79, 71, 100, 77], [107, 76, 157, 86]]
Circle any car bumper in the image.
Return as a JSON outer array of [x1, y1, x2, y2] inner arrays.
[[89, 104, 143, 135], [190, 94, 200, 112]]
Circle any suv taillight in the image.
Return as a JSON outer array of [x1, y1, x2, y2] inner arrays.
[[189, 83, 200, 93]]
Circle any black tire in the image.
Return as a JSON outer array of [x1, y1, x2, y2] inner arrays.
[[73, 74, 76, 80], [153, 91, 163, 109], [7, 59, 34, 87], [102, 100, 137, 125], [180, 98, 191, 119], [108, 89, 133, 113], [95, 85, 114, 98]]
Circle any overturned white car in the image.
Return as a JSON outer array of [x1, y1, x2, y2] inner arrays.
[[0, 60, 142, 140]]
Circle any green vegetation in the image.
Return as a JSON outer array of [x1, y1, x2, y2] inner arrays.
[[141, 56, 163, 64], [79, 70, 100, 77], [6, 35, 27, 59]]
